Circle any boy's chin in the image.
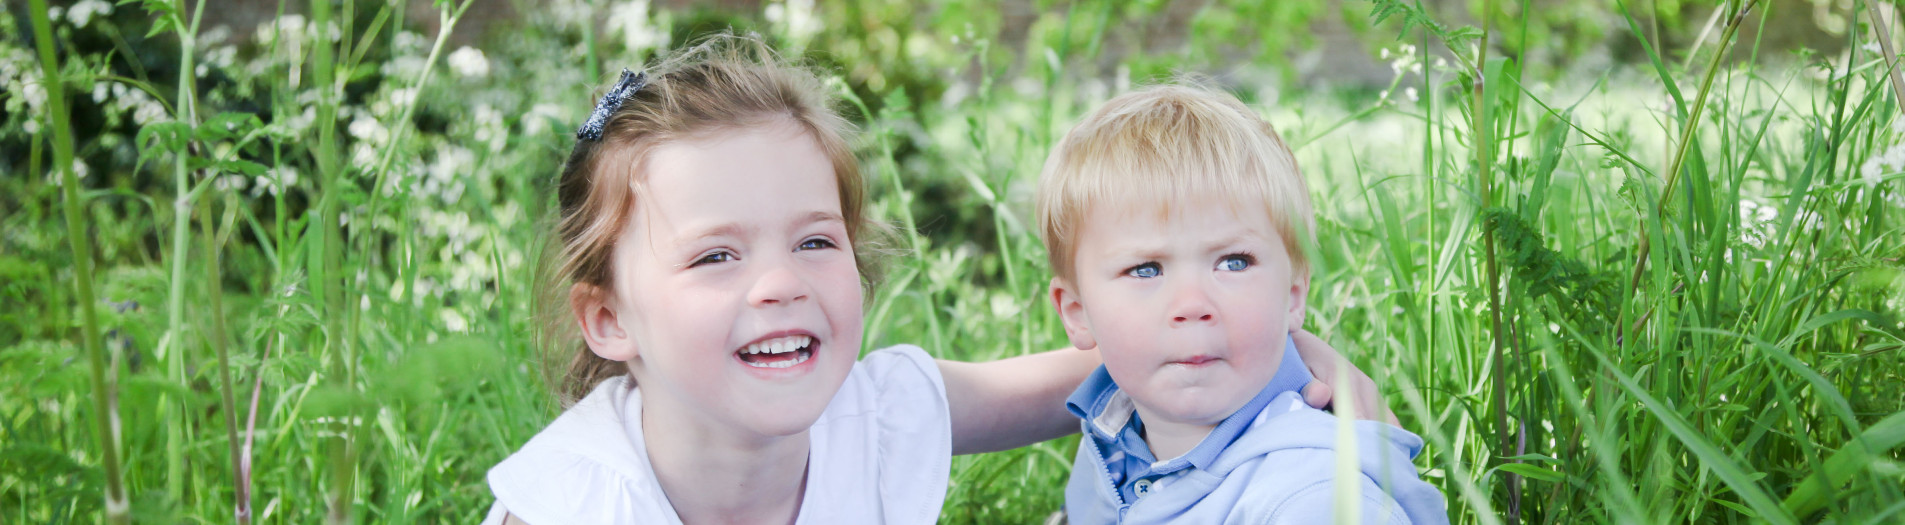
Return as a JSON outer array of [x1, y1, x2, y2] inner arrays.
[[1139, 392, 1253, 427]]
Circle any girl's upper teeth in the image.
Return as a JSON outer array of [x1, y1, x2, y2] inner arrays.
[[743, 335, 812, 355]]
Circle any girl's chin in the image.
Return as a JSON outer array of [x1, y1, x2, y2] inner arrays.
[[732, 401, 831, 437]]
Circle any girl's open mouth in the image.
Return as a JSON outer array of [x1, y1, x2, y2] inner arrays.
[[736, 334, 816, 369]]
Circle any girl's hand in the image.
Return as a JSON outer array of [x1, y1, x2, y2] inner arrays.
[[939, 329, 1400, 455], [1293, 329, 1400, 425]]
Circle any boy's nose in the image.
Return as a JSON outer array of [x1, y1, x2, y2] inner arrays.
[[1167, 284, 1218, 326], [1171, 310, 1215, 325], [747, 264, 810, 306]]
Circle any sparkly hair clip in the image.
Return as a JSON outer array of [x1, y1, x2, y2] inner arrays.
[[576, 68, 649, 141]]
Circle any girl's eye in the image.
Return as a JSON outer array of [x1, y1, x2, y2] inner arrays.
[[1125, 262, 1161, 279], [690, 251, 736, 267], [1217, 254, 1254, 272], [798, 237, 837, 251]]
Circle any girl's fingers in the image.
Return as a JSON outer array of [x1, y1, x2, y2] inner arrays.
[[1292, 329, 1398, 425], [1301, 381, 1334, 410]]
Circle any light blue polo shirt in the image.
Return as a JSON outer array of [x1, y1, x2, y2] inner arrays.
[[1063, 335, 1312, 504]]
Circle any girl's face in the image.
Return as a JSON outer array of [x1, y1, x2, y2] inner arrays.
[[601, 120, 863, 441]]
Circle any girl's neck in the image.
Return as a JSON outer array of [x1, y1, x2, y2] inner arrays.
[[639, 389, 811, 525]]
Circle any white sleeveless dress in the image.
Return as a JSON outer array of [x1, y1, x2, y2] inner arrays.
[[481, 345, 952, 524]]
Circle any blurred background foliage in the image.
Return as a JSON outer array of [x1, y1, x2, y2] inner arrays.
[[3, 0, 1903, 523]]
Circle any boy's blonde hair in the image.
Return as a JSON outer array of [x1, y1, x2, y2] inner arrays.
[[1036, 83, 1314, 281], [542, 35, 879, 406]]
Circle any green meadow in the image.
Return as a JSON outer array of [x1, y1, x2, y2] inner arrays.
[[2, 0, 1901, 523]]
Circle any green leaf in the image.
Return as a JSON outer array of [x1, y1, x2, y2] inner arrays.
[[136, 121, 193, 161], [1497, 463, 1565, 484], [196, 112, 264, 143]]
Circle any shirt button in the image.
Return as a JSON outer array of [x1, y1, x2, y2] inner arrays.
[[1133, 478, 1153, 498]]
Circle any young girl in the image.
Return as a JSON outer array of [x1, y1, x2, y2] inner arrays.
[[482, 36, 1387, 524]]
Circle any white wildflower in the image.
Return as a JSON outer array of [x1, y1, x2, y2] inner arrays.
[[348, 115, 387, 143], [1405, 87, 1419, 102], [606, 0, 668, 52], [255, 14, 307, 44], [198, 25, 232, 46], [21, 76, 46, 112], [383, 55, 428, 81], [389, 87, 417, 109], [766, 0, 821, 43], [23, 119, 39, 134], [204, 46, 238, 70], [256, 166, 300, 197], [427, 145, 475, 204], [49, 159, 89, 186], [447, 46, 490, 78], [440, 308, 469, 333], [67, 0, 113, 28], [213, 175, 249, 192], [473, 104, 506, 153], [521, 103, 564, 137]]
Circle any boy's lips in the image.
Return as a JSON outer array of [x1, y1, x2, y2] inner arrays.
[[1166, 354, 1222, 367], [733, 330, 819, 373]]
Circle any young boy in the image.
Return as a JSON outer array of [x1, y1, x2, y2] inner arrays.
[[1037, 84, 1448, 524]]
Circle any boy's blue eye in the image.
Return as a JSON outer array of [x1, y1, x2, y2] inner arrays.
[[690, 251, 735, 267], [1125, 262, 1161, 279], [798, 238, 837, 251], [1217, 254, 1253, 272]]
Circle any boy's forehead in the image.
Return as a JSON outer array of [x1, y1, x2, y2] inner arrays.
[[1086, 188, 1274, 223]]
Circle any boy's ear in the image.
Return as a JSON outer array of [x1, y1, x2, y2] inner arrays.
[[1049, 277, 1098, 351], [571, 282, 639, 362], [1286, 270, 1311, 333]]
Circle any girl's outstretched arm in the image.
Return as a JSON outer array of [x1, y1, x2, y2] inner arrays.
[[937, 329, 1392, 455]]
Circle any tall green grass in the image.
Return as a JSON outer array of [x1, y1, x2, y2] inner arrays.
[[2, 0, 1900, 523]]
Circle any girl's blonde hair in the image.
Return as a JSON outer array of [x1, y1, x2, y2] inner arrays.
[[1035, 82, 1314, 282], [540, 35, 878, 406]]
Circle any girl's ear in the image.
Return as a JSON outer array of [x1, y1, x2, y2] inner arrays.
[[1050, 277, 1098, 351], [572, 282, 639, 361], [1286, 270, 1311, 333]]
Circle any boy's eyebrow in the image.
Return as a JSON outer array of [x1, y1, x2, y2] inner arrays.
[[1106, 230, 1262, 252], [1201, 231, 1258, 252]]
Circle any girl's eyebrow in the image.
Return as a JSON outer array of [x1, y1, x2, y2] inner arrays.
[[684, 211, 845, 242], [799, 210, 847, 228]]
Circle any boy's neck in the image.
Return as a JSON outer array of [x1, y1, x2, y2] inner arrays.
[[1137, 411, 1218, 462], [640, 390, 810, 525]]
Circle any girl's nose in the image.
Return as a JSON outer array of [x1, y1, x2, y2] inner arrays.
[[747, 262, 811, 306]]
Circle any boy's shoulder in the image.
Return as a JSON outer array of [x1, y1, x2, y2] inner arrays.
[[1207, 395, 1447, 525]]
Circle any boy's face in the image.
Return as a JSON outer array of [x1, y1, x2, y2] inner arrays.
[[1050, 199, 1308, 430]]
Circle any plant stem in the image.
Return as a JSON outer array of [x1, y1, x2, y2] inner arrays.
[[307, 0, 353, 522], [1865, 0, 1905, 105], [1470, 0, 1520, 520], [1621, 0, 1759, 342], [28, 0, 129, 522], [159, 0, 206, 508], [196, 195, 247, 524]]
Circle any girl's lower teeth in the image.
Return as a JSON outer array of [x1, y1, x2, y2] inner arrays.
[[744, 349, 810, 369]]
